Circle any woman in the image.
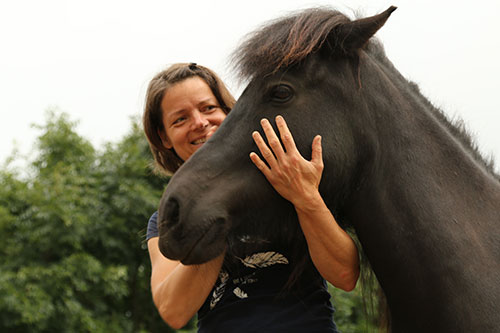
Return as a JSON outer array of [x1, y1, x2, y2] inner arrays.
[[143, 63, 359, 332]]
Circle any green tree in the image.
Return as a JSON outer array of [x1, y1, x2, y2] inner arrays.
[[0, 110, 182, 332], [329, 282, 383, 333]]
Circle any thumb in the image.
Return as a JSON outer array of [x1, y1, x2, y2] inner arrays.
[[311, 135, 323, 166]]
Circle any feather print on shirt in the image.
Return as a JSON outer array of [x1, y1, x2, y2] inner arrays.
[[210, 270, 229, 310], [238, 251, 289, 268], [233, 287, 248, 299]]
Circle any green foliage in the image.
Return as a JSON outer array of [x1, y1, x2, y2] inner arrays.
[[330, 283, 382, 333], [0, 111, 178, 332]]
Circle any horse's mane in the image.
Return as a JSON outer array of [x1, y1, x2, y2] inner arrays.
[[232, 7, 351, 80]]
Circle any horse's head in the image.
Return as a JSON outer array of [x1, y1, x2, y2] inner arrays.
[[158, 7, 396, 265]]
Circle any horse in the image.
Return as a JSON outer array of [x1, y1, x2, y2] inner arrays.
[[157, 6, 500, 332]]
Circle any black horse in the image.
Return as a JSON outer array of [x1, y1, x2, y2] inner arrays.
[[157, 7, 500, 332]]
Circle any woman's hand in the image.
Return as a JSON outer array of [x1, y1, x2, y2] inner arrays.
[[250, 115, 323, 209]]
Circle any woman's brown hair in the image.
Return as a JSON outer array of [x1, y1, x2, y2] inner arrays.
[[143, 63, 236, 175]]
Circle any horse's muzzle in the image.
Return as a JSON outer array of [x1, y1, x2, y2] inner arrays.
[[158, 196, 228, 265]]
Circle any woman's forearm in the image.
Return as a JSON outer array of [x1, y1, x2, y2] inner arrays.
[[294, 192, 360, 291], [148, 238, 224, 329]]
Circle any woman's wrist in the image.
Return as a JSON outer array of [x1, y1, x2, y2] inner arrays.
[[292, 190, 325, 213]]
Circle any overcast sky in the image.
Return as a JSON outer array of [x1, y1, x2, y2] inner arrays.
[[1, 0, 499, 172]]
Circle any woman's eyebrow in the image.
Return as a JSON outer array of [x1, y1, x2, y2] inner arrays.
[[198, 97, 219, 105]]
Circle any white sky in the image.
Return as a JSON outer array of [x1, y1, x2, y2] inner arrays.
[[1, 0, 499, 171]]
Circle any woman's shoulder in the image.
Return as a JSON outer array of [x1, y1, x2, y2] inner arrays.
[[146, 211, 159, 240]]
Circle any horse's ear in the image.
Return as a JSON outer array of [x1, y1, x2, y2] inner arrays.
[[332, 6, 397, 55]]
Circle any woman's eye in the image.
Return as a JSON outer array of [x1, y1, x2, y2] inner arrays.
[[271, 84, 293, 103], [173, 117, 186, 125], [203, 105, 219, 112]]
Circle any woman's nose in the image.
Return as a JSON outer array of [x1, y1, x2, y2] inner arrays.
[[191, 111, 209, 130]]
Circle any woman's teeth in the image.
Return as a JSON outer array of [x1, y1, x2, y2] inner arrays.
[[192, 138, 207, 145]]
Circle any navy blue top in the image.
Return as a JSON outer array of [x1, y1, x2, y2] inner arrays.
[[147, 212, 339, 332]]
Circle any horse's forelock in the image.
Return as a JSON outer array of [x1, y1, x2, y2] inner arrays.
[[232, 8, 351, 80]]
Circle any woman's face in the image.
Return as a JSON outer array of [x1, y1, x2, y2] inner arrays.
[[160, 76, 227, 161]]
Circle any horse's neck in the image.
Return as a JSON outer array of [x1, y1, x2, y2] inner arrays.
[[360, 60, 500, 226], [363, 113, 500, 270], [376, 84, 500, 217], [349, 85, 500, 329]]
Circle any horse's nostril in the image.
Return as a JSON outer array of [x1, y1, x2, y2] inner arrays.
[[165, 197, 180, 229]]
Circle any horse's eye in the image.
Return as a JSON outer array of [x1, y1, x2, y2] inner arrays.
[[271, 84, 293, 103]]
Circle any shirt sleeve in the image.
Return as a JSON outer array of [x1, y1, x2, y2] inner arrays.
[[146, 211, 159, 241]]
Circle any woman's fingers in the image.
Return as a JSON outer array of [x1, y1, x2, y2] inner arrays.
[[275, 115, 297, 154], [252, 130, 279, 170], [249, 151, 272, 179], [311, 135, 324, 169], [252, 116, 322, 172], [260, 118, 286, 160]]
